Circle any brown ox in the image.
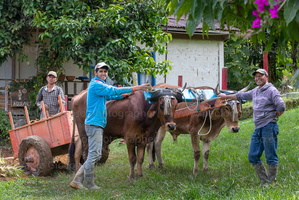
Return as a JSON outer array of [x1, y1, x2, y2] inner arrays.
[[147, 83, 242, 174], [69, 88, 181, 181]]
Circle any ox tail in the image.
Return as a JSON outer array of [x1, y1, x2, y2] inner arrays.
[[147, 142, 156, 163], [152, 142, 157, 163], [67, 112, 76, 171]]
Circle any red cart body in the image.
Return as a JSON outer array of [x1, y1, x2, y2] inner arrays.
[[9, 111, 73, 158]]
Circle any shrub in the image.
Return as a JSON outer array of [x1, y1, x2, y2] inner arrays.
[[0, 107, 11, 143]]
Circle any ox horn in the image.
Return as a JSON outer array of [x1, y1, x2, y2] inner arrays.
[[181, 82, 187, 92], [238, 82, 252, 93], [214, 83, 220, 95]]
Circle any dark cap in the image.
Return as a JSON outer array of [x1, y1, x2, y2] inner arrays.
[[47, 71, 57, 77], [252, 69, 268, 76], [94, 62, 109, 70]]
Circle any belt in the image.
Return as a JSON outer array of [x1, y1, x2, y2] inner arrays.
[[85, 124, 103, 128]]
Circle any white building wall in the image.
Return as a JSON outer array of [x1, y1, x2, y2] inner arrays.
[[156, 39, 223, 88], [1, 35, 225, 92]]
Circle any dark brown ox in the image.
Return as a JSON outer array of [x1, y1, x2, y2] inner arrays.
[[69, 88, 181, 181], [147, 83, 242, 174]]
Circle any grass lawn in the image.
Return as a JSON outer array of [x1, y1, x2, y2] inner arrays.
[[1, 107, 299, 200]]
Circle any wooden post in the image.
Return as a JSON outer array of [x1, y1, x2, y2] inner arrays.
[[5, 85, 8, 112], [58, 95, 64, 112], [64, 95, 68, 111], [40, 101, 48, 119], [263, 52, 269, 72], [8, 112, 15, 129], [222, 67, 228, 90], [24, 106, 30, 124], [178, 75, 183, 87]]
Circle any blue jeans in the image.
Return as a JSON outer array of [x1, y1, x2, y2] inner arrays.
[[83, 125, 103, 174], [248, 122, 279, 165]]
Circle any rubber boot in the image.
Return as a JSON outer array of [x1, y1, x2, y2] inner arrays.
[[84, 173, 101, 190], [253, 162, 269, 186], [70, 165, 86, 190], [268, 164, 278, 182]]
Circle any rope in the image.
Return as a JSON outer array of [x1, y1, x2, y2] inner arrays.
[[197, 110, 213, 136], [181, 89, 201, 111]]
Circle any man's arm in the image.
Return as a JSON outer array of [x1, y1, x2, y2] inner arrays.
[[218, 93, 238, 100]]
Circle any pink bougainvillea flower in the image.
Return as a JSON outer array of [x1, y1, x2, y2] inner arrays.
[[252, 17, 261, 28], [252, 10, 259, 16], [269, 8, 279, 18], [254, 0, 269, 12]]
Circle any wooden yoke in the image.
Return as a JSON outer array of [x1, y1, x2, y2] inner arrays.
[[174, 98, 227, 119]]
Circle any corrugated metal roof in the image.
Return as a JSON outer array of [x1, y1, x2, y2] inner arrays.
[[165, 15, 239, 34]]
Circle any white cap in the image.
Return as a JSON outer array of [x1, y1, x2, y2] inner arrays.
[[94, 62, 109, 70], [252, 69, 268, 76]]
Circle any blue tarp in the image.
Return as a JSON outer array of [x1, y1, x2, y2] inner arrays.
[[144, 88, 217, 103]]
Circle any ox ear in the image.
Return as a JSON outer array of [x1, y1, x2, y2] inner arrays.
[[210, 108, 221, 120], [147, 103, 158, 119]]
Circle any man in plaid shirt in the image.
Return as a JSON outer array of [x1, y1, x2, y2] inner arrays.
[[36, 71, 65, 118]]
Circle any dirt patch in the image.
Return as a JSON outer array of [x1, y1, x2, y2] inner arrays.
[[0, 146, 13, 158]]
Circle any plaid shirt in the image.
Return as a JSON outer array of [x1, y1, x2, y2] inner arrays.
[[36, 85, 65, 117]]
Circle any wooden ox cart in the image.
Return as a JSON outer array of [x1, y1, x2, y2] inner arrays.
[[8, 96, 73, 176]]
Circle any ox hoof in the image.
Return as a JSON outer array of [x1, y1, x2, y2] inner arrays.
[[203, 168, 209, 173], [129, 177, 135, 182], [193, 170, 199, 175], [158, 163, 165, 168], [149, 164, 155, 169]]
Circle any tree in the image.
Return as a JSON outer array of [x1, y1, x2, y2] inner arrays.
[[159, 0, 299, 43], [0, 0, 172, 85], [160, 0, 299, 85]]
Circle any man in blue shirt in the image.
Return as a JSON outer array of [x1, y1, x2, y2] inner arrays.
[[219, 69, 285, 186], [70, 62, 152, 190]]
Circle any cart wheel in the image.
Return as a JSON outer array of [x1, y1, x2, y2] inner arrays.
[[18, 135, 53, 176]]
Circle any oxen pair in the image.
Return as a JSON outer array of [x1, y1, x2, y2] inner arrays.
[[69, 88, 182, 181], [147, 90, 241, 174], [147, 84, 246, 174], [69, 83, 245, 181]]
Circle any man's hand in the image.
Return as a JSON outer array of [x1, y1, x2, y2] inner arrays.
[[276, 111, 283, 117], [133, 83, 152, 91], [218, 93, 227, 99], [123, 93, 133, 98]]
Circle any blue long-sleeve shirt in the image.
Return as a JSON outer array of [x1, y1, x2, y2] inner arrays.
[[85, 76, 133, 128], [236, 83, 285, 129]]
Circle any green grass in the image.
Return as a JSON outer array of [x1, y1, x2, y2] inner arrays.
[[1, 107, 299, 200]]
